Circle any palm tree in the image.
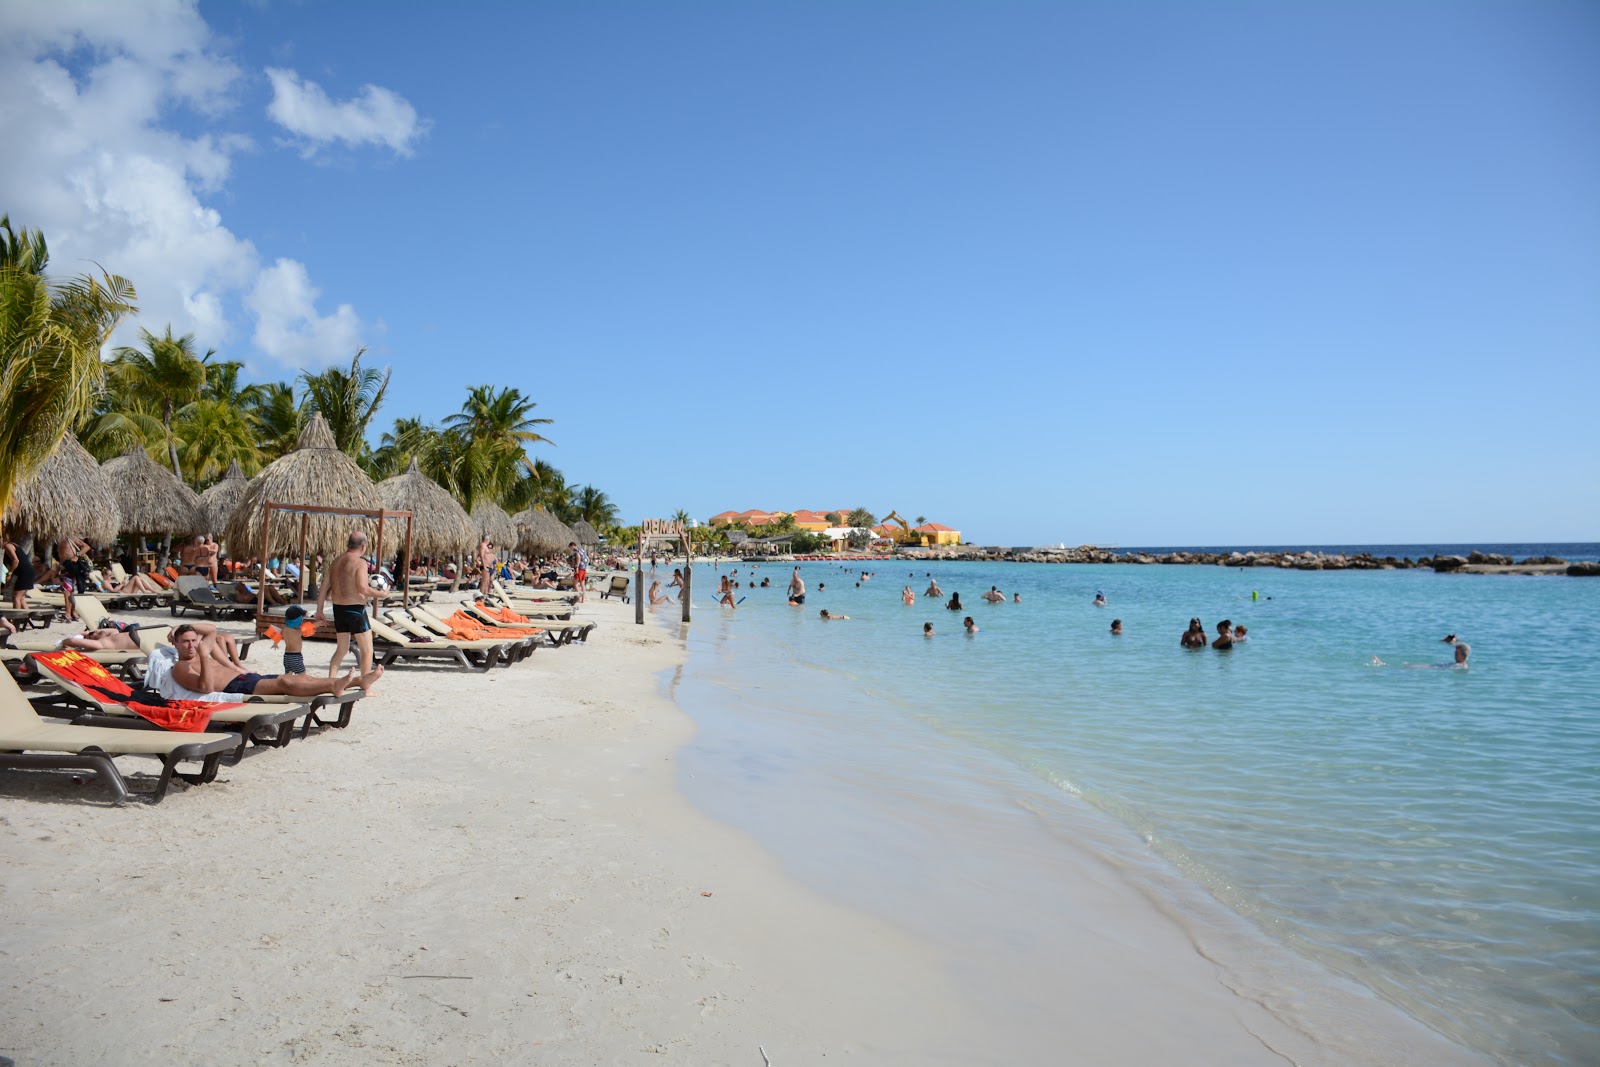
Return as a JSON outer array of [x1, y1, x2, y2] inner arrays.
[[177, 360, 266, 482], [574, 485, 619, 531], [439, 385, 554, 511], [0, 219, 137, 532], [915, 515, 927, 527], [298, 346, 390, 457], [672, 508, 690, 527], [107, 326, 211, 478], [846, 508, 876, 529], [176, 397, 263, 483], [247, 382, 303, 462], [369, 415, 441, 480]]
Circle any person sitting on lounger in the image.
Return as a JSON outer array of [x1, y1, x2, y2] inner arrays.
[[61, 626, 142, 652], [232, 579, 290, 606], [105, 571, 166, 594], [168, 623, 380, 697]]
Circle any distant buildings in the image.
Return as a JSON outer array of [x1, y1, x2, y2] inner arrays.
[[707, 509, 961, 546]]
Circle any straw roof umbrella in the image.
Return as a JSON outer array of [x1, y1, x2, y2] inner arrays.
[[223, 412, 383, 561], [513, 506, 569, 556], [4, 433, 121, 545], [570, 519, 600, 547], [470, 500, 517, 549], [200, 460, 250, 534], [101, 447, 208, 538], [378, 458, 474, 558]]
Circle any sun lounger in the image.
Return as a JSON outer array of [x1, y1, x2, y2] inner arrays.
[[169, 575, 254, 621], [399, 607, 541, 658], [382, 611, 535, 663], [368, 617, 512, 672], [0, 667, 238, 804], [493, 579, 577, 605], [27, 650, 324, 754], [600, 574, 632, 602], [0, 606, 59, 630], [462, 602, 593, 647]]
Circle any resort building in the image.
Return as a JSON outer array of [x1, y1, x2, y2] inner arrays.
[[913, 523, 962, 546], [707, 509, 962, 547]]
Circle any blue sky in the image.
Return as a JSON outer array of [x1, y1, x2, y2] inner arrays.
[[3, 1, 1596, 545]]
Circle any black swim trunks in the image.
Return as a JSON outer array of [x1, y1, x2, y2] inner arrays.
[[789, 593, 805, 605], [223, 672, 269, 695], [333, 603, 370, 634]]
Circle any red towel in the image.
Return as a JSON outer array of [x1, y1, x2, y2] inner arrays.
[[31, 649, 241, 732]]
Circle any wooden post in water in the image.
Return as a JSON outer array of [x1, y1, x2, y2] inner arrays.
[[681, 539, 691, 623]]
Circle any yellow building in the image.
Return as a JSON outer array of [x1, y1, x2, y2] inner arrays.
[[913, 523, 962, 546]]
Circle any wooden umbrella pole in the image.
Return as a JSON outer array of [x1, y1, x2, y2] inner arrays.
[[375, 510, 387, 614], [298, 512, 309, 603], [402, 515, 413, 609], [257, 500, 272, 623]]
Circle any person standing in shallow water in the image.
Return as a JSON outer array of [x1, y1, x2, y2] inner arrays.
[[1212, 620, 1234, 650], [1110, 619, 1122, 635], [1180, 618, 1207, 648]]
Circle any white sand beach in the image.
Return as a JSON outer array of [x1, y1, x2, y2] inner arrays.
[[2, 593, 1481, 1065]]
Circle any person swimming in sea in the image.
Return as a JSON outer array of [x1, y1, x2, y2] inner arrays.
[[1180, 618, 1207, 649], [926, 578, 942, 598], [963, 616, 978, 634], [902, 585, 915, 605], [1110, 619, 1122, 635], [819, 609, 849, 621], [946, 592, 963, 611], [923, 622, 935, 637], [1093, 591, 1107, 608], [981, 586, 1005, 603]]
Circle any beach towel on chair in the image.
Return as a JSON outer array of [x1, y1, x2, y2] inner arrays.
[[31, 650, 241, 732], [476, 602, 531, 624]]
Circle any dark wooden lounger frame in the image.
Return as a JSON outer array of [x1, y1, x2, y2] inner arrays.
[[0, 727, 237, 805]]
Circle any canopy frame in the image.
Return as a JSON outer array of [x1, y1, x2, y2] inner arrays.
[[255, 500, 413, 626]]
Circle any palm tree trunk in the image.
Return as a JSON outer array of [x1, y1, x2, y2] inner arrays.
[[163, 405, 182, 480]]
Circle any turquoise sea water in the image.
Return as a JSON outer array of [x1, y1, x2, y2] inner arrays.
[[665, 556, 1600, 1065]]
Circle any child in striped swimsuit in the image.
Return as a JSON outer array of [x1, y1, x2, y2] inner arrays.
[[281, 604, 308, 674]]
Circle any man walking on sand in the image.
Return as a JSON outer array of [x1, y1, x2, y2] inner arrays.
[[315, 530, 385, 692], [478, 537, 496, 598], [167, 623, 380, 698]]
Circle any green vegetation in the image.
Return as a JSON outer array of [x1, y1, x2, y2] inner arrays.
[[0, 216, 626, 542]]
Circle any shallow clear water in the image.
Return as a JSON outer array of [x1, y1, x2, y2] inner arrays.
[[668, 554, 1600, 1065]]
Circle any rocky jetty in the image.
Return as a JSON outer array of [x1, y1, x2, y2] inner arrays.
[[894, 545, 1578, 575]]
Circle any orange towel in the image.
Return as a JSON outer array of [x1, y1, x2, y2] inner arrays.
[[451, 610, 540, 637], [475, 601, 531, 624], [30, 650, 241, 732]]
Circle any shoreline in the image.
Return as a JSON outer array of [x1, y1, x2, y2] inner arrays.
[[669, 601, 1494, 1067]]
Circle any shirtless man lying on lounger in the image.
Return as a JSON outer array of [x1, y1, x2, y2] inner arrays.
[[169, 623, 380, 697]]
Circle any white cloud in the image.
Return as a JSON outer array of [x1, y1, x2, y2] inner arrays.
[[246, 259, 364, 366], [0, 0, 375, 371], [265, 68, 427, 157]]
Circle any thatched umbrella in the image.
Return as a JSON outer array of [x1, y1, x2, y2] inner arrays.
[[102, 447, 208, 538], [570, 519, 600, 547], [513, 506, 569, 556], [200, 460, 250, 534], [224, 412, 383, 566], [470, 500, 517, 549], [4, 433, 121, 546], [378, 458, 474, 558]]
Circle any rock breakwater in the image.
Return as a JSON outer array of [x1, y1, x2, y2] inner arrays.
[[895, 546, 1576, 574]]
